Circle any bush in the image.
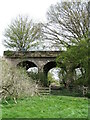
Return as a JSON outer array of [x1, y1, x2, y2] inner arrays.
[[0, 57, 36, 102], [85, 92, 90, 98], [28, 72, 39, 81], [28, 72, 48, 86]]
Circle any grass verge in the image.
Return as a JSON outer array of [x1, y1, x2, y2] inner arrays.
[[2, 95, 89, 118]]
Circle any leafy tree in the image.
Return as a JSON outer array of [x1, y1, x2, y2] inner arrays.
[[42, 1, 88, 48], [56, 38, 89, 86], [3, 15, 42, 51], [42, 1, 89, 87]]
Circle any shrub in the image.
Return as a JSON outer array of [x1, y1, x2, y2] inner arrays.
[[85, 92, 90, 98], [28, 72, 39, 81], [28, 72, 48, 86], [0, 57, 36, 102]]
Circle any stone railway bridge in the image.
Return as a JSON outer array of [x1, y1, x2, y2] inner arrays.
[[4, 51, 62, 84]]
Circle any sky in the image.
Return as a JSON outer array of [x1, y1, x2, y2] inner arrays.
[[0, 0, 59, 56]]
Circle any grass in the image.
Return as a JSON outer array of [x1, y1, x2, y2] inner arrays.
[[1, 95, 89, 118]]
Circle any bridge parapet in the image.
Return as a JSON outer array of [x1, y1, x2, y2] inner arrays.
[[4, 51, 62, 58]]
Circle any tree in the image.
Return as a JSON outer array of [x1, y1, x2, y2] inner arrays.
[[3, 15, 42, 51], [42, 1, 88, 48], [56, 38, 89, 87]]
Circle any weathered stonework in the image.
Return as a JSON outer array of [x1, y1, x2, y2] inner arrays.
[[4, 51, 61, 58], [4, 51, 62, 82]]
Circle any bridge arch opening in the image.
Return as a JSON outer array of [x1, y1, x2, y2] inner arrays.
[[43, 61, 67, 86], [17, 61, 39, 81], [43, 61, 57, 77], [43, 61, 60, 86], [48, 67, 61, 85], [17, 61, 37, 70], [17, 61, 38, 75]]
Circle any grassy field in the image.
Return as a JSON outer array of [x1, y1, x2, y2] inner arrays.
[[2, 95, 88, 118]]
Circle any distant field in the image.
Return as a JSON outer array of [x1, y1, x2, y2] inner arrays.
[[2, 95, 89, 118]]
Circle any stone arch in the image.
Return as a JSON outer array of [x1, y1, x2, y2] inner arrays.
[[43, 61, 57, 77], [17, 60, 37, 70]]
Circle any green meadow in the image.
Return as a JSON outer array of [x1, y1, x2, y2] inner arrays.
[[2, 95, 89, 118]]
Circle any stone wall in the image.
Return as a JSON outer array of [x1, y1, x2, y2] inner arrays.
[[3, 51, 61, 83], [4, 51, 61, 58]]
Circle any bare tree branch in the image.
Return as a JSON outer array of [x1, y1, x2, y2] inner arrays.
[[42, 1, 88, 49]]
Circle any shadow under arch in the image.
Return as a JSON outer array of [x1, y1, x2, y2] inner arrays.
[[43, 61, 57, 79], [17, 60, 37, 70]]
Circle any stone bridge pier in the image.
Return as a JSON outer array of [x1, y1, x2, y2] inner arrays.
[[4, 51, 61, 86]]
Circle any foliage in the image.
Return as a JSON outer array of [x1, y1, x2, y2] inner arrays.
[[0, 57, 36, 101], [42, 1, 88, 48], [38, 72, 48, 86], [56, 39, 89, 86], [28, 72, 39, 81], [3, 15, 42, 51], [28, 72, 47, 86], [42, 1, 89, 87], [2, 95, 88, 118], [85, 92, 90, 98], [48, 71, 59, 85]]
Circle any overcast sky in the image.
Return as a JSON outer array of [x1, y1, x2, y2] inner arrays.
[[0, 0, 60, 56]]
